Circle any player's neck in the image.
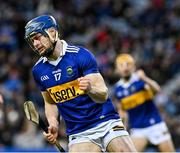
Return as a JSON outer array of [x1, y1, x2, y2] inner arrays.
[[47, 39, 62, 61], [123, 75, 131, 82]]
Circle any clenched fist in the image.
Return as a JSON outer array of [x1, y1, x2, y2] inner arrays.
[[43, 125, 58, 144], [78, 77, 92, 93]]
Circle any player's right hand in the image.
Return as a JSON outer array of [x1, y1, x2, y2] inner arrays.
[[43, 125, 58, 144]]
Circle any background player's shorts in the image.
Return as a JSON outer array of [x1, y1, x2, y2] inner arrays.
[[68, 119, 129, 151], [130, 122, 171, 145]]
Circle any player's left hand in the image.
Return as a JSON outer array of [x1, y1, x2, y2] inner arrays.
[[136, 69, 147, 80], [78, 77, 92, 93]]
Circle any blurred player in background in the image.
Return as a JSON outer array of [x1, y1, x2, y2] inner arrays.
[[24, 15, 136, 152], [114, 53, 175, 152]]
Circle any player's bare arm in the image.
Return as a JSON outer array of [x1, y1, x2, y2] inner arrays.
[[115, 99, 128, 128], [42, 91, 59, 144], [0, 94, 4, 104], [137, 69, 161, 93], [78, 73, 108, 103]]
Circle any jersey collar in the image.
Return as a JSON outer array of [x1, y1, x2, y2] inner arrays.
[[43, 40, 68, 66], [118, 73, 139, 88]]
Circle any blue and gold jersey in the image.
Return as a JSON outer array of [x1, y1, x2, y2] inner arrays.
[[32, 40, 119, 135], [114, 73, 162, 128]]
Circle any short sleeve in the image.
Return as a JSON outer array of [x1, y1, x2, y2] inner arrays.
[[32, 69, 46, 91], [77, 47, 99, 76], [113, 84, 124, 102]]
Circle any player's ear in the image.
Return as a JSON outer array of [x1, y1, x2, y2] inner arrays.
[[131, 64, 136, 72]]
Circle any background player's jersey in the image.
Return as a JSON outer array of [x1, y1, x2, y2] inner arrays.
[[32, 40, 119, 135], [114, 73, 162, 129]]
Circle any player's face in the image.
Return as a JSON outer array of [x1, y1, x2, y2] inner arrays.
[[116, 62, 134, 77], [30, 33, 52, 56]]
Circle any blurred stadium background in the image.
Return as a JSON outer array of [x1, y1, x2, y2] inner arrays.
[[0, 0, 179, 152]]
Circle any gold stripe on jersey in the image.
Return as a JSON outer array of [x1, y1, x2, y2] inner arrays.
[[121, 89, 154, 110], [47, 79, 85, 103]]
